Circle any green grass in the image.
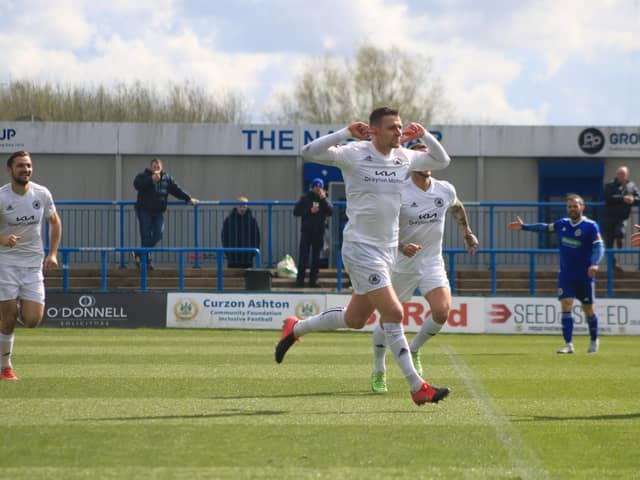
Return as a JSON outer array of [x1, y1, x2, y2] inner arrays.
[[1, 329, 639, 479]]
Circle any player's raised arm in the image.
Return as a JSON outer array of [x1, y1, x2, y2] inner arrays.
[[407, 126, 451, 172], [509, 216, 551, 232], [301, 122, 369, 164]]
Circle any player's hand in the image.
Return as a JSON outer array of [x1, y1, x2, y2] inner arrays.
[[348, 122, 371, 140], [189, 198, 199, 205], [44, 254, 59, 272], [631, 225, 640, 247], [400, 122, 426, 143], [401, 243, 422, 257], [151, 171, 161, 183], [1, 234, 21, 247], [588, 265, 598, 278], [507, 216, 524, 231], [623, 195, 635, 204], [464, 233, 479, 255]]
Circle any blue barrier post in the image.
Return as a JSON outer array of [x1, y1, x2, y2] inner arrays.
[[607, 252, 614, 298], [529, 252, 536, 296], [62, 251, 70, 291], [140, 249, 148, 291], [268, 204, 274, 267], [216, 254, 224, 292], [179, 251, 185, 291], [119, 202, 126, 268], [101, 250, 108, 291], [490, 251, 497, 295], [193, 203, 200, 268]]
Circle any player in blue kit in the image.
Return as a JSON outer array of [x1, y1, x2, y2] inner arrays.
[[508, 194, 604, 354]]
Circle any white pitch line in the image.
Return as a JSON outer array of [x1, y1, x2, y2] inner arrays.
[[441, 344, 550, 480]]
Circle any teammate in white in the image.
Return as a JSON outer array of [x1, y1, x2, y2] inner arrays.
[[275, 107, 452, 405], [0, 151, 61, 381], [370, 142, 479, 393]]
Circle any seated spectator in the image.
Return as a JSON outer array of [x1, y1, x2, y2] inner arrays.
[[221, 196, 261, 268]]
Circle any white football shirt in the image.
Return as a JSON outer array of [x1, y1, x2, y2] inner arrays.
[[302, 128, 451, 247], [0, 182, 57, 267], [393, 177, 458, 273]]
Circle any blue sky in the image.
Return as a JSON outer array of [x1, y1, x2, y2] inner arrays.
[[2, 0, 639, 125]]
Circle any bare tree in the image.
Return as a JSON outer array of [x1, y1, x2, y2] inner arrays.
[[265, 44, 453, 124], [0, 80, 248, 123]]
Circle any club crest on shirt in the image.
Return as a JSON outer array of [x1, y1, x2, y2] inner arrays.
[[368, 273, 381, 285], [574, 229, 582, 237], [434, 197, 445, 208], [32, 200, 41, 210]]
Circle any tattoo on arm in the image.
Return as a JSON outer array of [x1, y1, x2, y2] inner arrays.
[[449, 201, 470, 232]]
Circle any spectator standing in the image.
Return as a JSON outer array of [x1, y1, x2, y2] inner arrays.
[[602, 166, 639, 271], [221, 196, 261, 268], [294, 178, 334, 287], [133, 158, 198, 270], [0, 151, 61, 381]]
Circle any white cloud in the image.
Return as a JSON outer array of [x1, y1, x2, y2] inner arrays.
[[1, 0, 639, 124]]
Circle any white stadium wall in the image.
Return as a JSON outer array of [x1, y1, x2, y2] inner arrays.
[[2, 122, 640, 203]]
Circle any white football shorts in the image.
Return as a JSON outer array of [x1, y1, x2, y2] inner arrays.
[[391, 264, 450, 303], [0, 265, 45, 304], [341, 241, 396, 294]]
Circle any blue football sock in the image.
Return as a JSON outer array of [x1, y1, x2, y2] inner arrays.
[[586, 314, 598, 341], [561, 312, 573, 344]]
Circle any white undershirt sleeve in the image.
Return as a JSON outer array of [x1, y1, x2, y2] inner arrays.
[[301, 127, 351, 163], [410, 130, 451, 171]]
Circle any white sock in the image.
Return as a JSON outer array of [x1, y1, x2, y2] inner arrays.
[[0, 332, 15, 369], [372, 323, 387, 373], [383, 322, 423, 392], [293, 307, 346, 337], [410, 314, 444, 352]]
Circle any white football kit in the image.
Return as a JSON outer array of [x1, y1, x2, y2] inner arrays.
[[0, 182, 56, 303], [392, 177, 457, 302], [302, 128, 450, 293]]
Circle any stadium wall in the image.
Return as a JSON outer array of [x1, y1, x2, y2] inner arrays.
[[2, 123, 640, 203]]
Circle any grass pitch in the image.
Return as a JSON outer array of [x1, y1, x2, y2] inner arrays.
[[1, 328, 639, 479]]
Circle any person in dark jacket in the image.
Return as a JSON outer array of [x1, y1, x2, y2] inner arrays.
[[133, 158, 198, 270], [221, 196, 261, 268], [294, 178, 333, 287], [602, 166, 640, 271]]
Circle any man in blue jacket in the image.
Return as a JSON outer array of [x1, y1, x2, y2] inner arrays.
[[133, 158, 198, 270], [294, 178, 333, 287]]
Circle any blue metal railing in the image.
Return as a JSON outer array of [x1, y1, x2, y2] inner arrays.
[[58, 247, 262, 292], [45, 200, 640, 295], [55, 246, 638, 297], [50, 201, 640, 269]]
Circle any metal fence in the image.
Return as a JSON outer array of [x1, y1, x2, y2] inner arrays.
[[48, 200, 640, 270]]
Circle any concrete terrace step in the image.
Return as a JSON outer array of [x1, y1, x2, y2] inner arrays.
[[44, 267, 640, 295]]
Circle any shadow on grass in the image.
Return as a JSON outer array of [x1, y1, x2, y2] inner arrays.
[[69, 409, 286, 422], [514, 412, 640, 422], [205, 390, 369, 400]]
